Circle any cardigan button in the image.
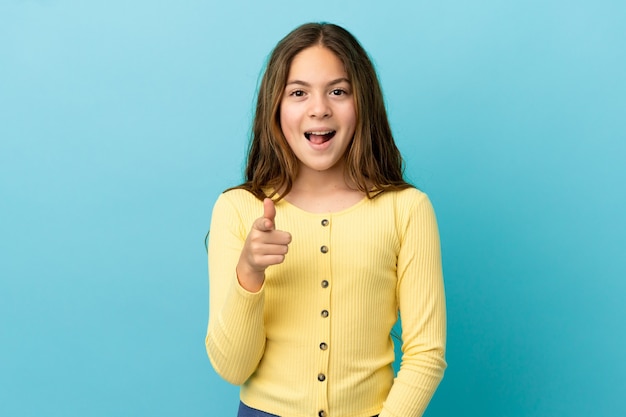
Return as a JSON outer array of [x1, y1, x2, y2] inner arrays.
[[320, 245, 328, 253], [321, 219, 329, 226], [321, 310, 329, 318], [318, 411, 326, 417], [319, 342, 328, 350], [321, 280, 329, 288], [317, 373, 326, 382]]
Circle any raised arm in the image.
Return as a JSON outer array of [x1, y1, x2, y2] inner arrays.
[[205, 194, 290, 385]]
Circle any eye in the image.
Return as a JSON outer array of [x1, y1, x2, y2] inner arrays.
[[289, 89, 306, 97], [331, 89, 347, 96]]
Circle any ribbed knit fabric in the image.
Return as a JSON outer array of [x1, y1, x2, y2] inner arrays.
[[206, 187, 446, 417]]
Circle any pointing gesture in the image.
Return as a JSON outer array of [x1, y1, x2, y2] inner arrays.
[[237, 198, 292, 292]]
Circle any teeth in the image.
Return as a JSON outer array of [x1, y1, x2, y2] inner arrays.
[[307, 130, 334, 135], [304, 130, 336, 140]]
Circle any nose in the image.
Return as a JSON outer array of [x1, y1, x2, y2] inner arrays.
[[308, 94, 331, 118]]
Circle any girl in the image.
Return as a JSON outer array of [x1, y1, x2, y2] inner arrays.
[[206, 23, 446, 417]]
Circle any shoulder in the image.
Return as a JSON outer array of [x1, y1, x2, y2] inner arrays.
[[211, 188, 263, 221], [218, 188, 261, 205], [375, 188, 438, 235], [375, 186, 430, 210]]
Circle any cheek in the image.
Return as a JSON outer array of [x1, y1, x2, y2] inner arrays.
[[341, 101, 357, 129], [343, 107, 357, 135], [279, 105, 298, 137]]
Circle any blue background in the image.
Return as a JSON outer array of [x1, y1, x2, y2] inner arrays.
[[1, 1, 624, 416]]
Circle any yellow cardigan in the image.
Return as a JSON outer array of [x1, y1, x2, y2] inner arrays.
[[206, 187, 446, 417]]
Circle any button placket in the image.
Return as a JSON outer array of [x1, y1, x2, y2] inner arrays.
[[316, 216, 332, 417]]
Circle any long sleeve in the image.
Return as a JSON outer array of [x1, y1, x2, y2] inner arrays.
[[380, 193, 447, 417], [205, 188, 445, 416], [205, 193, 267, 385]]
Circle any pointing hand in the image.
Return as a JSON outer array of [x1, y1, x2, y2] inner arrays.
[[236, 198, 291, 292]]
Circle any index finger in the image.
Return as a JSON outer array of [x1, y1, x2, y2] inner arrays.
[[263, 198, 276, 223]]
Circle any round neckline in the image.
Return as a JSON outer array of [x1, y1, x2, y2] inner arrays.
[[273, 190, 370, 217]]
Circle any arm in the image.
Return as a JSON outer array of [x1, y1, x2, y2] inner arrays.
[[205, 193, 291, 385], [380, 193, 447, 417], [205, 194, 266, 385]]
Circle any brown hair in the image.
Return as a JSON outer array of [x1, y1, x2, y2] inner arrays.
[[231, 22, 412, 200]]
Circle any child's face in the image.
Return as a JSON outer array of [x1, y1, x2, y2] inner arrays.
[[280, 46, 356, 177]]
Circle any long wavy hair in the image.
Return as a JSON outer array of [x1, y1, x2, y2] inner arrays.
[[231, 22, 412, 200]]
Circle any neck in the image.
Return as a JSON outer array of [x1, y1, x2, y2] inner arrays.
[[283, 164, 365, 213], [291, 164, 351, 194]]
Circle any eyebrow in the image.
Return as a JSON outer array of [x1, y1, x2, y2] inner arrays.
[[285, 77, 350, 87]]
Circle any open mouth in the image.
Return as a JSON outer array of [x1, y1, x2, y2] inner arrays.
[[304, 130, 336, 145]]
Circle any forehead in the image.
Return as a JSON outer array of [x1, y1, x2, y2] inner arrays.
[[287, 46, 348, 81]]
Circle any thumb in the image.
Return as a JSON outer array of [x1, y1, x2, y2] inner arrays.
[[262, 198, 276, 230]]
